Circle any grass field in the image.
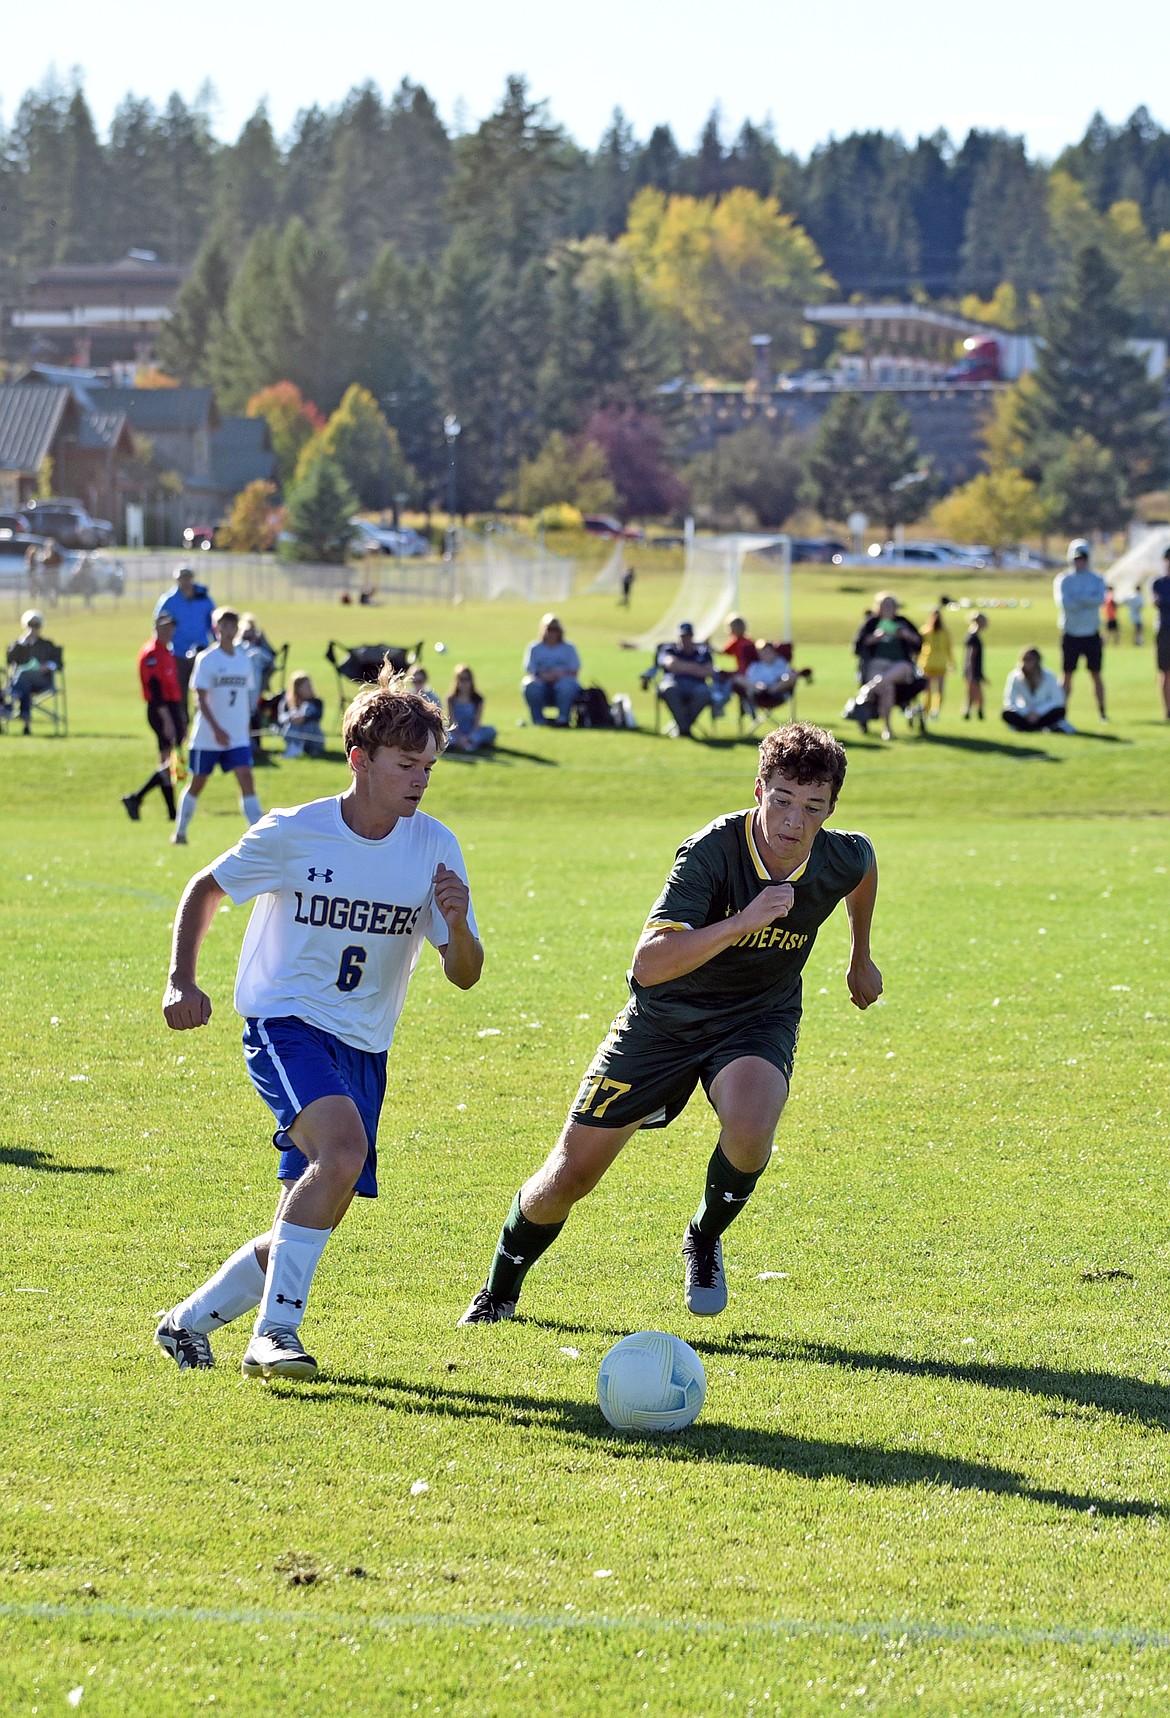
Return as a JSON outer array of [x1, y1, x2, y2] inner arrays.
[[2, 565, 1169, 1715]]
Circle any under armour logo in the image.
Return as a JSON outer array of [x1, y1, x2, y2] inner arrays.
[[307, 868, 334, 882], [275, 1293, 304, 1308], [210, 1309, 224, 1320], [722, 1191, 749, 1203], [499, 1248, 526, 1265]]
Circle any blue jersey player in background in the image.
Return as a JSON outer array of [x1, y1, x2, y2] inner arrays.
[[157, 668, 483, 1380]]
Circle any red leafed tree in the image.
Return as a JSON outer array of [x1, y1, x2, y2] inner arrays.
[[246, 382, 326, 488], [584, 408, 689, 520]]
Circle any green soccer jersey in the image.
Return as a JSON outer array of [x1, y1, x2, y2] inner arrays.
[[631, 810, 874, 1034]]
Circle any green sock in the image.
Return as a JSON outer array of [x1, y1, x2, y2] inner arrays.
[[693, 1145, 766, 1240], [485, 1192, 565, 1302]]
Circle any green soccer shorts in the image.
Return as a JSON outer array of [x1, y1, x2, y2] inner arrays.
[[568, 1001, 801, 1131]]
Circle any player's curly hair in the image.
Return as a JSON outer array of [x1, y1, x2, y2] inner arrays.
[[342, 660, 448, 758], [757, 722, 847, 802]]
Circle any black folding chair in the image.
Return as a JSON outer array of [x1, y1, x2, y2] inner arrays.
[[325, 640, 424, 717]]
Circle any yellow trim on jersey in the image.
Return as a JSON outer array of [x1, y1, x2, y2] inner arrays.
[[644, 918, 693, 934], [745, 810, 812, 883]]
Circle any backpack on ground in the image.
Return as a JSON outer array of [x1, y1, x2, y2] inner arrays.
[[574, 684, 616, 728]]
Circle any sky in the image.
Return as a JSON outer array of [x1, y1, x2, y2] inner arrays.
[[12, 0, 1167, 162]]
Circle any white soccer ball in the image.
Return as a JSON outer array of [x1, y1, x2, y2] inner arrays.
[[596, 1331, 706, 1433], [434, 641, 447, 654]]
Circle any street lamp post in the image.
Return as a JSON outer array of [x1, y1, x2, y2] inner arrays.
[[443, 414, 461, 521]]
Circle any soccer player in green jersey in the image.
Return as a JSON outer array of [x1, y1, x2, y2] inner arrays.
[[460, 722, 883, 1324]]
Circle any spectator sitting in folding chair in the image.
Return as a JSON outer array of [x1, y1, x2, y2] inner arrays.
[[739, 641, 802, 722], [643, 622, 722, 738], [522, 615, 582, 726], [6, 610, 63, 735]]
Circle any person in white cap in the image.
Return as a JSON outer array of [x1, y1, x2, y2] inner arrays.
[[1053, 540, 1108, 720]]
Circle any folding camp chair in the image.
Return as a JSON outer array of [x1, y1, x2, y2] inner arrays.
[[325, 640, 423, 717], [2, 646, 67, 736], [640, 646, 728, 738]]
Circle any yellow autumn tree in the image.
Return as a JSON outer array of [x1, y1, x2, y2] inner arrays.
[[620, 186, 833, 378], [930, 468, 1044, 555]]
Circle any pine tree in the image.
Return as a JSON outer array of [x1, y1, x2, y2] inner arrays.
[[156, 224, 234, 383], [1023, 243, 1168, 495], [861, 395, 933, 531], [805, 393, 872, 523], [56, 90, 109, 263], [282, 454, 357, 562], [215, 104, 282, 242], [1039, 431, 1130, 537]]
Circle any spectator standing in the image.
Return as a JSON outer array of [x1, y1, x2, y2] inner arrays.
[[123, 612, 186, 822], [522, 615, 582, 726], [1104, 585, 1119, 643], [918, 608, 955, 720], [1125, 588, 1143, 647], [620, 565, 636, 607], [1054, 540, 1108, 720], [1152, 544, 1170, 719], [154, 565, 215, 713], [239, 613, 277, 711], [447, 665, 497, 753], [1002, 647, 1074, 733], [962, 613, 988, 721], [6, 610, 62, 734]]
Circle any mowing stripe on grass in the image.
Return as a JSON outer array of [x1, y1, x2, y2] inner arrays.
[[4, 1601, 1170, 1653]]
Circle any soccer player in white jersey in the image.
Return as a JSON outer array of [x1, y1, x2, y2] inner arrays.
[[171, 607, 262, 845], [155, 668, 483, 1379]]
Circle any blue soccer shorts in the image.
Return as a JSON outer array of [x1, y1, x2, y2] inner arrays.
[[242, 1016, 387, 1197], [190, 743, 253, 775]]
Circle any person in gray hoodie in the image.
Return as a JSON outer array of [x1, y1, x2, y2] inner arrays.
[[1054, 539, 1108, 719]]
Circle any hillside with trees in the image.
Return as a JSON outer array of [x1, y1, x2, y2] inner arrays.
[[3, 75, 1169, 525]]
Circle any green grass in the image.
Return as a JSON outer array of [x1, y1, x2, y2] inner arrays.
[[2, 570, 1169, 1714]]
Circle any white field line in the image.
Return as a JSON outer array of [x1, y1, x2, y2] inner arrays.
[[2, 1601, 1170, 1653]]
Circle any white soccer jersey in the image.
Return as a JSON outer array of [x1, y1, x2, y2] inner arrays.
[[189, 644, 255, 753], [211, 796, 478, 1053]]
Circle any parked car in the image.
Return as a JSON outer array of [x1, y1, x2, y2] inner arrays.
[[63, 552, 125, 596], [350, 519, 431, 557], [863, 541, 990, 569], [24, 499, 114, 549], [182, 523, 219, 550], [789, 536, 848, 564], [0, 510, 33, 537], [583, 514, 645, 541]]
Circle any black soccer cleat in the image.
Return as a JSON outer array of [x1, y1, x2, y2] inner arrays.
[[682, 1223, 728, 1317], [457, 1287, 517, 1326], [155, 1315, 214, 1370], [121, 794, 141, 822]]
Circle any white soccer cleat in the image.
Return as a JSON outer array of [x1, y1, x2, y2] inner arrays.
[[241, 1328, 318, 1380], [155, 1315, 214, 1370]]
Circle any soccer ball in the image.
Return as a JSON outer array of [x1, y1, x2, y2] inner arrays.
[[596, 1331, 706, 1433]]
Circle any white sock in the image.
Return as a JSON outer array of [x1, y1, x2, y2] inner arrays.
[[171, 1238, 266, 1334], [242, 794, 262, 825], [176, 790, 198, 837], [254, 1219, 329, 1334]]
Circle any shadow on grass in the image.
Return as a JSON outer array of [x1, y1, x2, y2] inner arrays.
[[267, 1370, 1156, 1518], [689, 1330, 1170, 1438], [440, 745, 558, 768], [0, 1144, 115, 1174], [911, 733, 1058, 760]]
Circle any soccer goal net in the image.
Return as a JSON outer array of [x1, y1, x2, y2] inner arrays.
[[1105, 526, 1170, 598], [584, 540, 626, 594], [631, 533, 792, 650], [456, 524, 576, 603]]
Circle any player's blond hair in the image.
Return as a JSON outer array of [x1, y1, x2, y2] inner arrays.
[[757, 722, 847, 804], [342, 660, 448, 759]]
